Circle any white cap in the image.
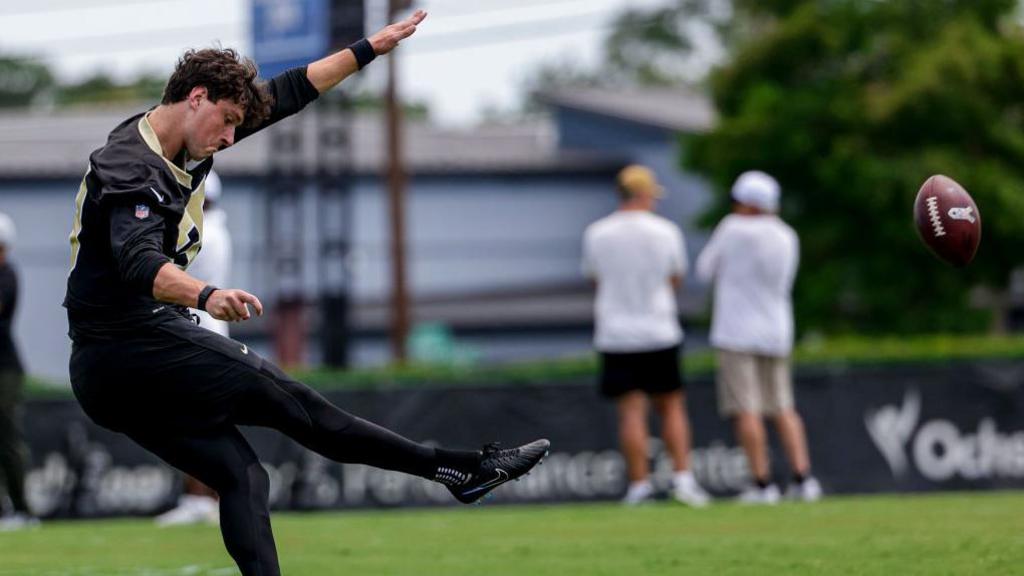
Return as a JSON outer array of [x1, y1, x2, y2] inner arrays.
[[0, 212, 15, 248], [204, 170, 222, 203], [731, 170, 780, 212]]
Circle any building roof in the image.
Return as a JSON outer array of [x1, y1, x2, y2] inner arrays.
[[0, 105, 625, 178], [539, 86, 716, 133]]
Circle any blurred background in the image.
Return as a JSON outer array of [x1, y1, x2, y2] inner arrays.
[[5, 0, 1024, 519], [5, 0, 1024, 383], [0, 0, 722, 379]]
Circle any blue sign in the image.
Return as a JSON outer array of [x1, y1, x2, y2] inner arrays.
[[252, 0, 329, 79]]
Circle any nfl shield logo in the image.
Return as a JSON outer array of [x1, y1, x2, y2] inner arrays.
[[135, 204, 150, 219]]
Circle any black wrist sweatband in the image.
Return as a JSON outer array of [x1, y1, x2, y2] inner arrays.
[[347, 38, 376, 70], [197, 285, 219, 312]]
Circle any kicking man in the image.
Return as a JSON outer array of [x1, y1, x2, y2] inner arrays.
[[64, 11, 548, 575]]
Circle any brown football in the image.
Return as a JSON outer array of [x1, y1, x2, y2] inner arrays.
[[913, 174, 981, 267]]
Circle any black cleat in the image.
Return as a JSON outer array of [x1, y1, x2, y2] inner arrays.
[[448, 439, 550, 504]]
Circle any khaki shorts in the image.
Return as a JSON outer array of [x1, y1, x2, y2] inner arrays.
[[715, 349, 794, 417]]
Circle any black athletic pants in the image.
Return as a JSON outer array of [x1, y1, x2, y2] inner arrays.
[[70, 312, 476, 576]]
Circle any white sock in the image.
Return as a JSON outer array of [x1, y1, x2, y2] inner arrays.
[[625, 480, 653, 499], [673, 470, 696, 489]]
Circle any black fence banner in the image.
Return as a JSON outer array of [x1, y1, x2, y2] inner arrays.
[[19, 361, 1024, 518]]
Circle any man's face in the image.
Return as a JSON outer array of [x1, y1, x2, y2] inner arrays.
[[183, 87, 245, 160]]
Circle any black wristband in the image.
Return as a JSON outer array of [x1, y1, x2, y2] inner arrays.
[[347, 38, 377, 70], [197, 285, 219, 312]]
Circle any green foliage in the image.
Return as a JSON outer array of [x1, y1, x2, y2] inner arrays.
[[55, 74, 166, 106], [686, 0, 1024, 333], [345, 91, 431, 121], [521, 0, 735, 101], [290, 333, 1024, 390], [604, 6, 698, 85], [0, 58, 169, 108], [24, 332, 1024, 397], [0, 57, 54, 107]]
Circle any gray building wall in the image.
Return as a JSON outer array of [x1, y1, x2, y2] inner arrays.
[[1, 102, 714, 381], [554, 107, 714, 283], [351, 174, 619, 298], [0, 170, 624, 381], [555, 108, 713, 226], [0, 178, 81, 383]]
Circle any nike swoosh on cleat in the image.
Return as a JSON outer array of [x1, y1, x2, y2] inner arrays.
[[462, 468, 510, 495], [240, 344, 248, 355]]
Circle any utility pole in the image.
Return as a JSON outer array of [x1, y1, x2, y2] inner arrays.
[[386, 0, 411, 363], [317, 94, 354, 368], [317, 0, 365, 367]]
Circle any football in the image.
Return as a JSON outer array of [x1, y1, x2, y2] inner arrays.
[[913, 174, 981, 267]]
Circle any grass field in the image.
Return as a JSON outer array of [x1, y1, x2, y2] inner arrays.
[[4, 492, 1024, 576]]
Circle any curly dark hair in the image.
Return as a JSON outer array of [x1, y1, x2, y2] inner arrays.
[[162, 48, 272, 128]]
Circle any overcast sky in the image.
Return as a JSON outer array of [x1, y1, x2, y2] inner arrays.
[[0, 0, 671, 126]]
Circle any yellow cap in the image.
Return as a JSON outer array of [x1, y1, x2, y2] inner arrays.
[[617, 164, 665, 198]]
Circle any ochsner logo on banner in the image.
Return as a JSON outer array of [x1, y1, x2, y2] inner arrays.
[[865, 389, 1024, 482]]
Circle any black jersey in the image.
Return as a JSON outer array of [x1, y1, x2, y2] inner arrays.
[[64, 66, 320, 342], [0, 262, 22, 372]]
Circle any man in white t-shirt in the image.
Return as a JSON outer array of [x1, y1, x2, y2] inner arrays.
[[582, 164, 709, 507], [696, 170, 821, 504]]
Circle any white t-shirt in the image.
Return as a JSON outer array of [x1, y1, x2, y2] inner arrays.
[[582, 210, 686, 352], [188, 208, 232, 338], [695, 213, 799, 357]]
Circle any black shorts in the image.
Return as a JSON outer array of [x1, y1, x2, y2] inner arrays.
[[599, 344, 683, 398], [70, 309, 286, 435]]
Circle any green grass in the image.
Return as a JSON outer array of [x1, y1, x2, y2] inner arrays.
[[282, 332, 1024, 390], [26, 332, 1024, 397], [4, 492, 1024, 575]]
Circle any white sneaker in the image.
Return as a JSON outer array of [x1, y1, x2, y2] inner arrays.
[[156, 495, 219, 527], [621, 481, 654, 506], [672, 478, 711, 508], [737, 484, 781, 505], [0, 513, 40, 532], [785, 477, 823, 502]]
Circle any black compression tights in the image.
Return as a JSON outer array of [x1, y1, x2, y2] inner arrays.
[[128, 362, 476, 576]]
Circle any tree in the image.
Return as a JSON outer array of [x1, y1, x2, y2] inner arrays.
[[0, 57, 54, 107], [56, 74, 166, 106], [686, 0, 1024, 333], [603, 0, 736, 85], [522, 0, 737, 98]]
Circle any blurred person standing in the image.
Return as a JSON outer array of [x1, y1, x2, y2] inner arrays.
[[0, 213, 36, 530], [188, 170, 231, 338], [155, 170, 229, 527], [695, 171, 821, 504], [582, 165, 709, 507]]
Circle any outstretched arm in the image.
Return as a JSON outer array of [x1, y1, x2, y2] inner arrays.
[[307, 9, 427, 94], [234, 10, 428, 142]]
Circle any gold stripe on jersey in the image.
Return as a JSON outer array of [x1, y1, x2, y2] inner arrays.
[[177, 179, 205, 269], [68, 166, 90, 273], [138, 113, 192, 188], [137, 113, 205, 268]]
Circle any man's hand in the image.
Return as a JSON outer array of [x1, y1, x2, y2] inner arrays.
[[306, 10, 427, 93], [368, 9, 427, 55], [206, 289, 264, 322]]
